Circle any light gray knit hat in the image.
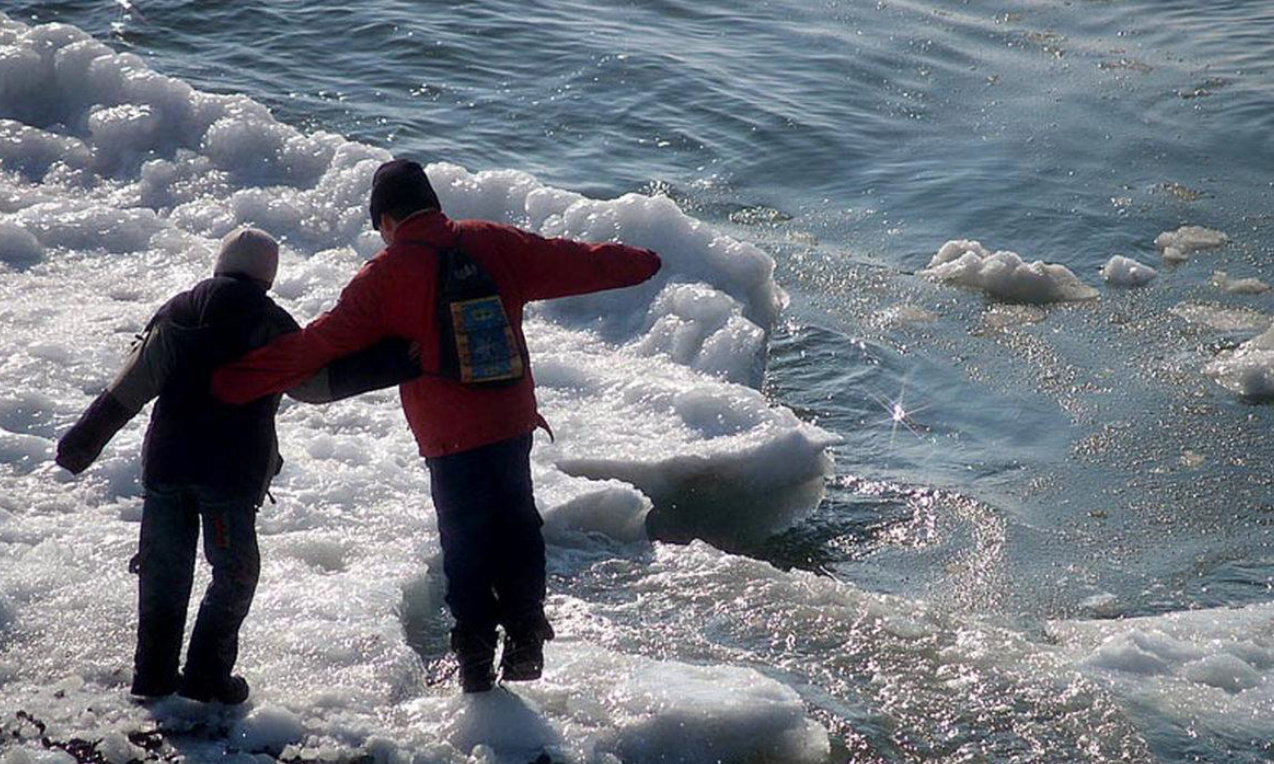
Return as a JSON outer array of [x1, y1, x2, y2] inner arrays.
[[214, 227, 279, 286]]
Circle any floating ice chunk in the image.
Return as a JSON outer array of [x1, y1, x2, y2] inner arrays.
[[1078, 591, 1120, 617], [1155, 225, 1228, 262], [532, 322, 837, 549], [1204, 324, 1274, 399], [1101, 255, 1157, 287], [0, 121, 91, 179], [604, 658, 830, 763], [1210, 270, 1270, 295], [922, 239, 1098, 303], [1182, 654, 1263, 694], [0, 428, 51, 472], [442, 691, 560, 758], [88, 103, 163, 172], [1084, 632, 1178, 675], [527, 641, 829, 763], [533, 471, 651, 543], [633, 283, 767, 384], [15, 201, 161, 254]]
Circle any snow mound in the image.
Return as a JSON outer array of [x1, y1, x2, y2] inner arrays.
[[1101, 255, 1157, 287], [230, 706, 308, 755], [922, 239, 1098, 303], [0, 220, 42, 266], [1210, 270, 1270, 295], [1204, 324, 1274, 399], [1155, 225, 1229, 262]]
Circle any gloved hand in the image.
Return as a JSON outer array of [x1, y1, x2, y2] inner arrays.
[[56, 392, 133, 475], [56, 427, 100, 474]]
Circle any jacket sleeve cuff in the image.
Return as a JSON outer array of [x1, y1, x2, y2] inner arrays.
[[56, 392, 134, 474], [322, 337, 423, 402]]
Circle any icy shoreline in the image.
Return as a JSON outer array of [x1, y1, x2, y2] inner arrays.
[[0, 12, 841, 762]]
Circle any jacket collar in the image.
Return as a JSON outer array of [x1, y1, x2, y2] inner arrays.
[[391, 209, 459, 250]]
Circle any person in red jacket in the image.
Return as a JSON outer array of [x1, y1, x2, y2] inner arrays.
[[212, 159, 661, 692]]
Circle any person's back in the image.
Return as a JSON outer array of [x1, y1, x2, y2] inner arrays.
[[141, 274, 291, 500], [211, 159, 662, 692], [57, 227, 420, 703]]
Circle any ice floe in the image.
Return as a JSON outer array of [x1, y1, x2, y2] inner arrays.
[[1155, 225, 1229, 263], [921, 239, 1098, 303], [1210, 270, 1270, 295], [1204, 324, 1274, 399], [1050, 602, 1274, 746]]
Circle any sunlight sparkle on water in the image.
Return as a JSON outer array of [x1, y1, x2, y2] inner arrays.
[[869, 379, 930, 449]]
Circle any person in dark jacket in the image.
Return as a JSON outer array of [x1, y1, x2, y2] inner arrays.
[[57, 227, 419, 704], [212, 160, 662, 692]]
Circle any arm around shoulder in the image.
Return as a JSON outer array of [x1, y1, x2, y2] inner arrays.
[[214, 260, 394, 404]]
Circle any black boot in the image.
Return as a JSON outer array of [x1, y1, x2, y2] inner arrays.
[[451, 628, 496, 693], [500, 614, 555, 682], [130, 672, 178, 699], [178, 673, 250, 705]]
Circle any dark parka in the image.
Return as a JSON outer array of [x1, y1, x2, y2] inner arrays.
[[57, 275, 417, 498]]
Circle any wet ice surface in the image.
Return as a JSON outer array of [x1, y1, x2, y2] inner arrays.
[[0, 13, 835, 762]]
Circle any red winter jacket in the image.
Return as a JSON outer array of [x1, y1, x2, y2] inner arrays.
[[211, 210, 661, 457]]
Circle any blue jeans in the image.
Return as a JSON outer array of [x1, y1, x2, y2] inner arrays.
[[132, 484, 259, 691]]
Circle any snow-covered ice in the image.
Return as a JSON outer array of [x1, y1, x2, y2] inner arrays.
[[0, 12, 835, 762], [921, 239, 1098, 303], [1049, 602, 1274, 746]]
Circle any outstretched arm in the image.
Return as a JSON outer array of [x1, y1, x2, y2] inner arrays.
[[56, 321, 185, 474], [501, 226, 662, 302]]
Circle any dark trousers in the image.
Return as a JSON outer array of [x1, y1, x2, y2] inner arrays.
[[133, 484, 260, 688], [426, 434, 546, 648]]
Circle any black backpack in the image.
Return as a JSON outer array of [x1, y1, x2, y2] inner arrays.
[[432, 246, 526, 387]]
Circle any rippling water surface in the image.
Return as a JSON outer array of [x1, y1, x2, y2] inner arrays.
[[10, 0, 1274, 760]]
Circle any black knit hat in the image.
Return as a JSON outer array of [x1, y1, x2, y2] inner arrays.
[[369, 159, 440, 230]]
